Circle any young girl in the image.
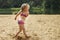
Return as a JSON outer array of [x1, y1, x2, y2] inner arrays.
[[14, 3, 30, 38]]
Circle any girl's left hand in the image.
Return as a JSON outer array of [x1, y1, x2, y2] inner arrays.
[[15, 17, 16, 20]]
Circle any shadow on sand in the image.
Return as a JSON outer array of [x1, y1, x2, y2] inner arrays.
[[15, 36, 30, 40], [14, 35, 40, 40]]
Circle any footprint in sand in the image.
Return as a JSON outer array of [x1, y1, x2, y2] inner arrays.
[[37, 20, 41, 22], [32, 33, 38, 36]]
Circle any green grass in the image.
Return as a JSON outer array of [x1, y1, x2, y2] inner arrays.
[[0, 8, 20, 14], [0, 8, 41, 14], [0, 7, 60, 14]]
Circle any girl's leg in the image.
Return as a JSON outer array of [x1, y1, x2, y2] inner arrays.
[[13, 24, 22, 38], [21, 24, 29, 38]]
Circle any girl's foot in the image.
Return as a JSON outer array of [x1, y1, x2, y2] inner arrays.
[[13, 35, 17, 38]]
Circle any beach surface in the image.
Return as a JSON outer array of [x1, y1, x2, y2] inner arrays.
[[0, 15, 60, 40]]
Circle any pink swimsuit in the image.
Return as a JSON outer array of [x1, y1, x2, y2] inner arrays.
[[18, 13, 28, 24]]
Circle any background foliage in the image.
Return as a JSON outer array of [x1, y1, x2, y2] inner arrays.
[[0, 0, 60, 14]]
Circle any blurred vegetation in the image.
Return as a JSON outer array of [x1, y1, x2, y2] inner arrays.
[[0, 0, 60, 14]]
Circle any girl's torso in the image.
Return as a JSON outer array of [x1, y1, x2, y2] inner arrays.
[[17, 12, 29, 21]]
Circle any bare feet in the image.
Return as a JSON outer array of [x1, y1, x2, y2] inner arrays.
[[13, 35, 17, 38]]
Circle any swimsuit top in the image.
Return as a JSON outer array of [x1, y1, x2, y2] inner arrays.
[[21, 13, 28, 17]]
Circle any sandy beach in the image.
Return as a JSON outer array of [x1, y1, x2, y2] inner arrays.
[[0, 15, 60, 40]]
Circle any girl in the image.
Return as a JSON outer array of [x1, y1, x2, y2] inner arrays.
[[14, 3, 30, 38]]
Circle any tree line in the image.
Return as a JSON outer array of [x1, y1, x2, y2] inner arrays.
[[0, 0, 60, 14]]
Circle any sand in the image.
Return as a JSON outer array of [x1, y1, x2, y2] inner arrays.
[[0, 15, 60, 40]]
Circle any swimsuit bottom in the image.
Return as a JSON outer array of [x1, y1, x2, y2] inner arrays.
[[18, 20, 24, 24]]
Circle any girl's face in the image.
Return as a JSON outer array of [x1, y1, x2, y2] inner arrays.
[[24, 6, 29, 11]]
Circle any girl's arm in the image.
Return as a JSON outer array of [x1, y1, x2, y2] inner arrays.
[[15, 10, 21, 20]]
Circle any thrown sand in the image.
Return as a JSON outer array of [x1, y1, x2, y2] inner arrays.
[[0, 15, 60, 40]]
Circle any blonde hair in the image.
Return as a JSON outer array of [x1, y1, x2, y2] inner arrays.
[[20, 3, 30, 11]]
